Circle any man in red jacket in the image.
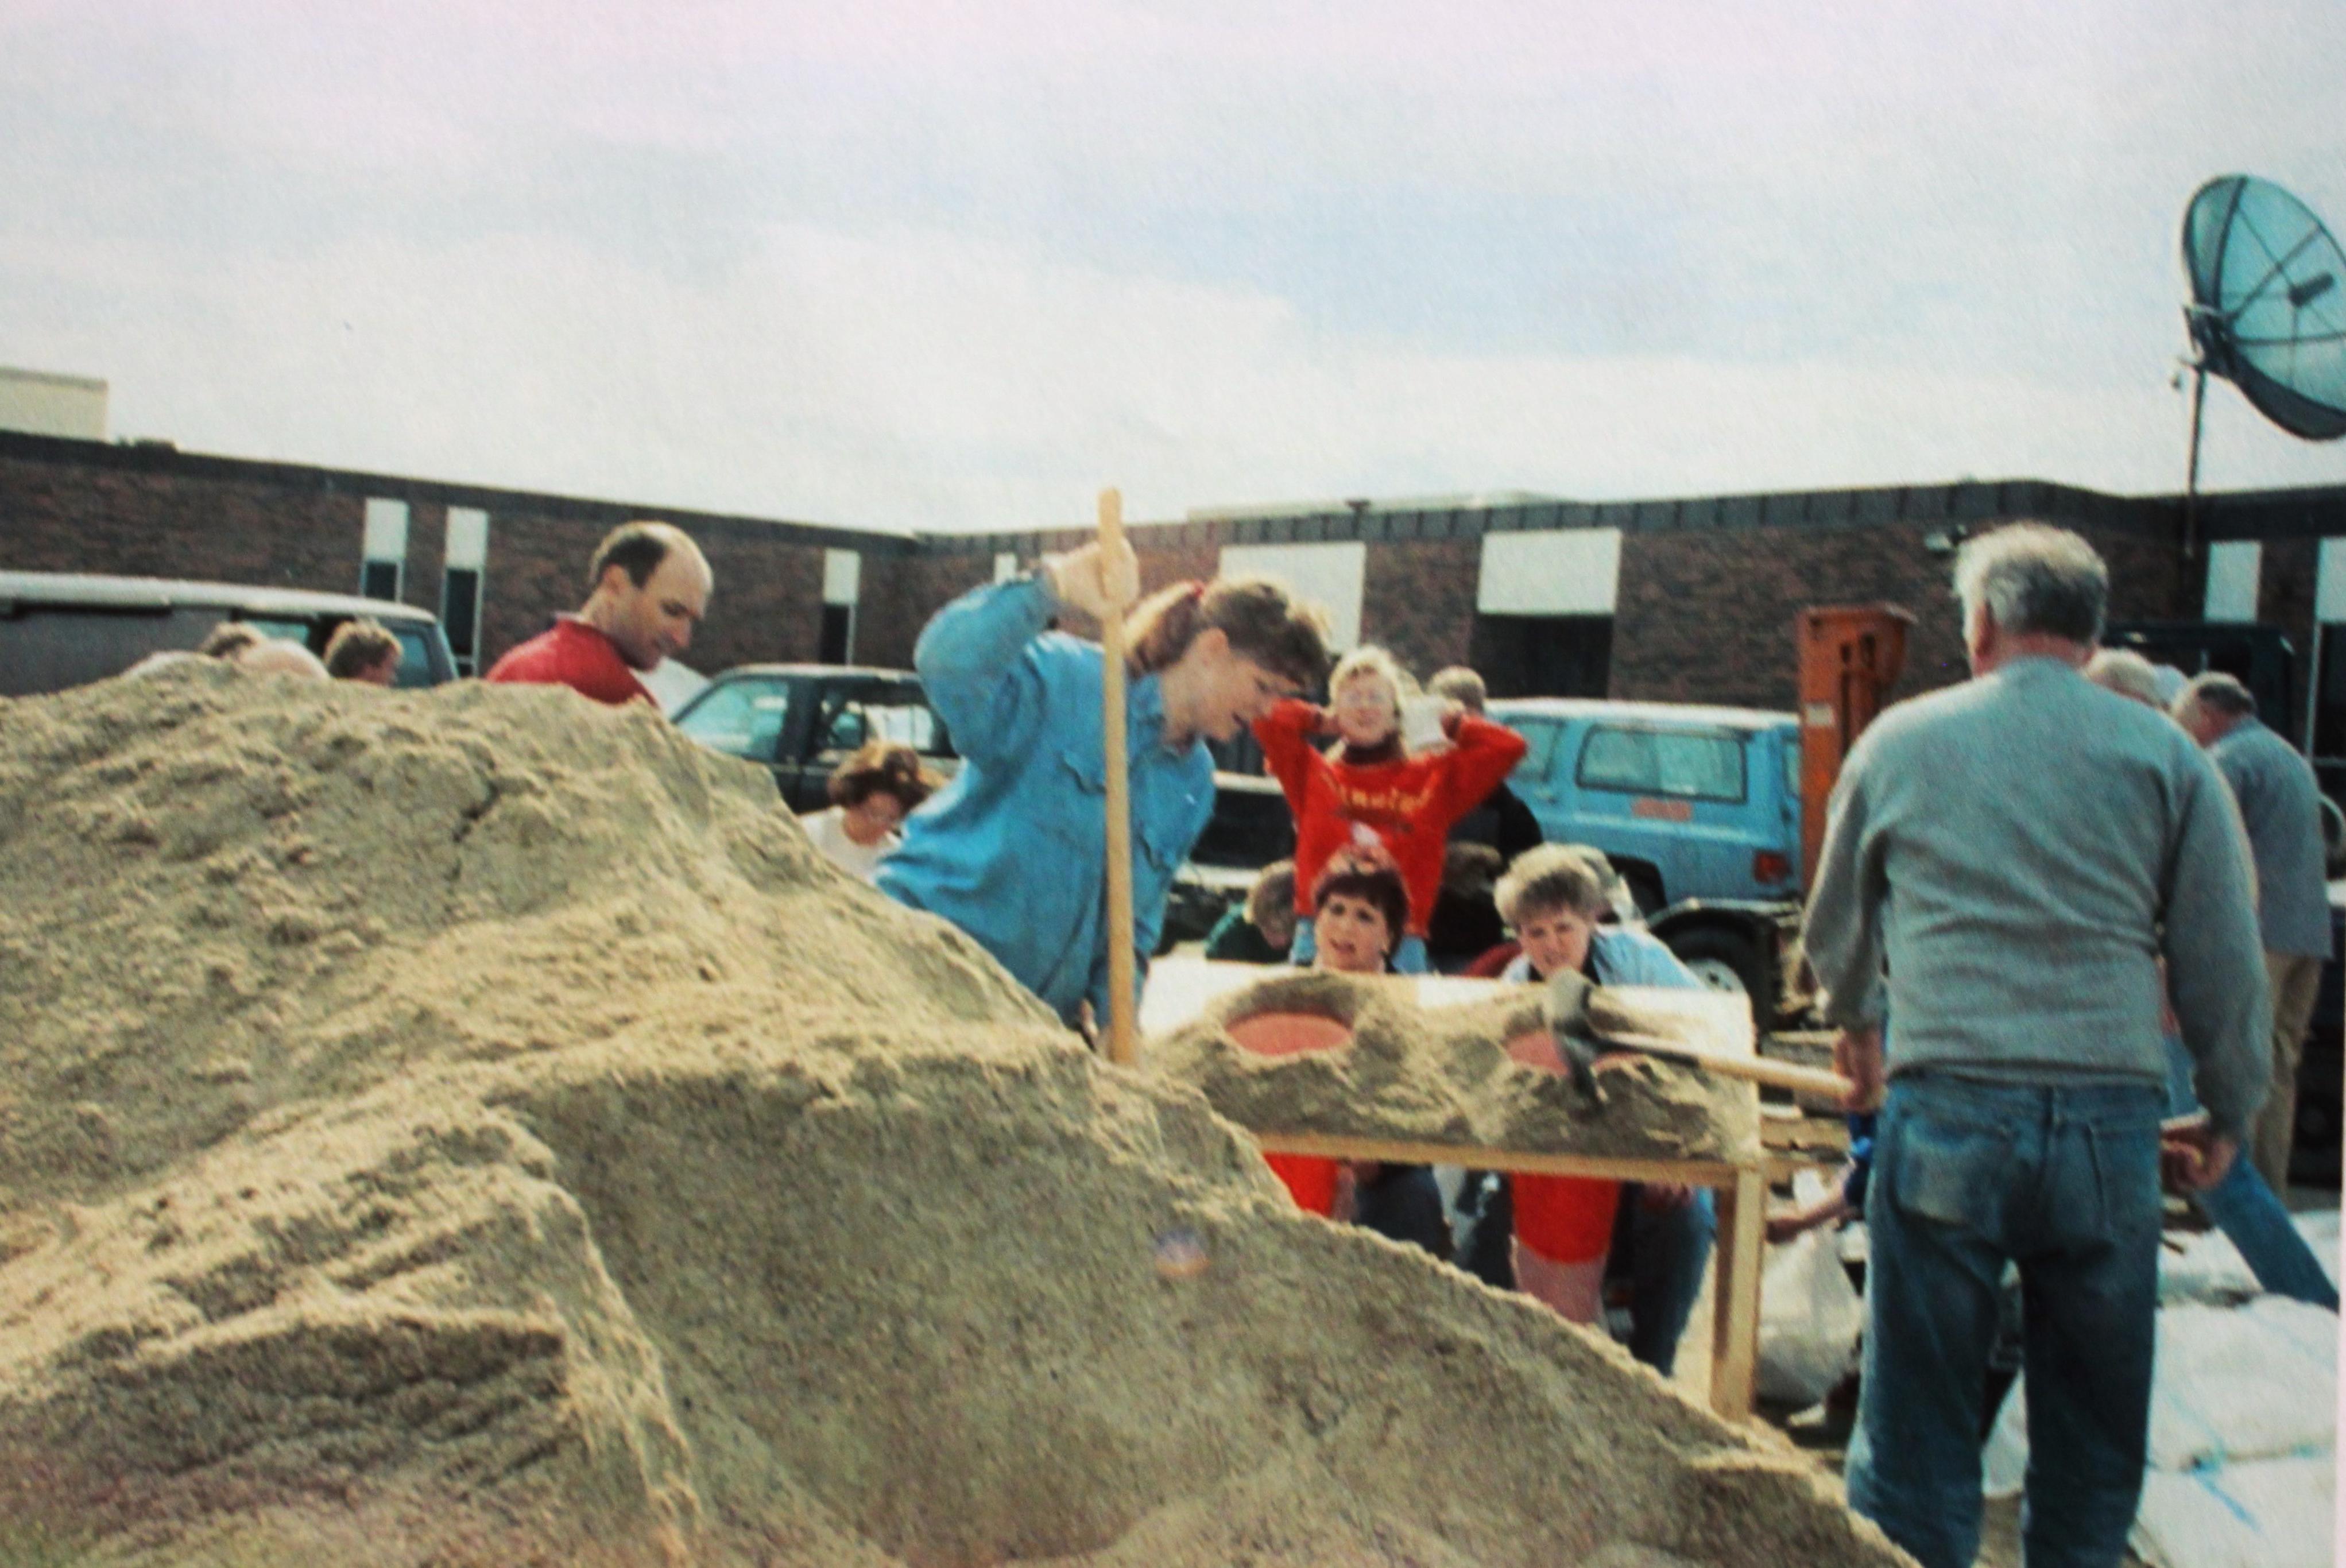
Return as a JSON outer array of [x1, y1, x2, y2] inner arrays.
[[486, 521, 713, 705]]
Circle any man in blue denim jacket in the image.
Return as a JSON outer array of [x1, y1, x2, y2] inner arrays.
[[880, 543, 1329, 1032], [1806, 524, 2268, 1568]]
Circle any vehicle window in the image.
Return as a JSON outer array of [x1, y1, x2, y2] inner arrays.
[[238, 616, 316, 649], [676, 680, 792, 762], [392, 628, 436, 689], [817, 692, 954, 758], [1575, 726, 1747, 803], [1782, 731, 1801, 806], [1510, 718, 1563, 783]]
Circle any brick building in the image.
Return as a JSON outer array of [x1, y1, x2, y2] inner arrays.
[[4, 427, 2343, 740]]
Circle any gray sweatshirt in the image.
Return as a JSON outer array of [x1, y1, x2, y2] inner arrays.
[[1806, 656, 2270, 1141], [2209, 717, 2335, 959]]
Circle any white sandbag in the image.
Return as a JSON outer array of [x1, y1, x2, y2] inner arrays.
[[2131, 1453, 2336, 1568], [1981, 1377, 2028, 1501], [1978, 1294, 2336, 1497], [1756, 1222, 1864, 1406], [2158, 1225, 2260, 1305], [2147, 1298, 2337, 1470]]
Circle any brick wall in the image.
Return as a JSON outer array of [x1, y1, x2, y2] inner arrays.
[[1, 451, 363, 590], [0, 433, 2287, 707], [1611, 518, 2192, 711], [1362, 539, 1480, 679], [0, 437, 891, 676]]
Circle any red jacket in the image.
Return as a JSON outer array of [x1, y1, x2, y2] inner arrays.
[[483, 617, 648, 706], [1254, 699, 1528, 936]]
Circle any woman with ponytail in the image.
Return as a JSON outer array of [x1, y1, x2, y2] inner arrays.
[[878, 539, 1333, 1031]]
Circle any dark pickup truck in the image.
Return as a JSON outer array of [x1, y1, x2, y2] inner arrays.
[[671, 664, 959, 812]]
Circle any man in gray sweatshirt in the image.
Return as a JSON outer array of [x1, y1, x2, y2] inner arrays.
[[2174, 670, 2336, 1194], [1806, 524, 2267, 1568]]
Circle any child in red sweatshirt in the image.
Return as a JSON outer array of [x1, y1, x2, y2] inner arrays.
[[1253, 646, 1528, 974]]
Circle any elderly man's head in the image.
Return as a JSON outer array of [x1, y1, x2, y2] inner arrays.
[[582, 521, 714, 671], [1952, 524, 2108, 674], [2082, 649, 2167, 710], [2171, 671, 2258, 747]]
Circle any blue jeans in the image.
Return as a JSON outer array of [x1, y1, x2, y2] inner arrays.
[[1846, 1073, 2165, 1568], [1608, 1185, 1717, 1376], [2161, 1034, 2339, 1310], [1288, 918, 1428, 974]]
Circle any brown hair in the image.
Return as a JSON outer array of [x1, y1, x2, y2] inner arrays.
[[196, 622, 265, 660], [827, 740, 943, 812], [324, 617, 401, 679], [1127, 576, 1333, 691], [1244, 859, 1298, 930], [588, 520, 693, 592], [1310, 843, 1410, 948]]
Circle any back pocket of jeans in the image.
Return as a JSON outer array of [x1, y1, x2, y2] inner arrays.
[[1888, 1115, 2016, 1234]]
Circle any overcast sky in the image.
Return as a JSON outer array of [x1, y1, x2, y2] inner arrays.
[[4, 0, 2343, 533]]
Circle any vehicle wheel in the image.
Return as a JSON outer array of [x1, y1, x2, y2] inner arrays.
[[1661, 926, 1775, 1027]]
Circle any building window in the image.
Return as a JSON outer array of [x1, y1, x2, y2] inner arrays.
[[2203, 541, 2262, 622], [442, 508, 489, 676], [822, 548, 861, 664], [361, 498, 409, 602]]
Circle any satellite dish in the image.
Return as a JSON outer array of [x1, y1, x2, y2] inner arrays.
[[2183, 175, 2346, 441], [2176, 176, 2346, 553]]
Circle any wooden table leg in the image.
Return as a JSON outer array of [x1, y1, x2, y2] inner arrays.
[[1708, 1166, 1767, 1422]]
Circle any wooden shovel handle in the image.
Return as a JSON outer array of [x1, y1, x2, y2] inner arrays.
[[1098, 488, 1137, 1066], [1598, 1029, 1852, 1099]]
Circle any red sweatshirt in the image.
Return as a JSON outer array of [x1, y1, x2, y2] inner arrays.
[[1253, 699, 1528, 936], [484, 617, 649, 706]]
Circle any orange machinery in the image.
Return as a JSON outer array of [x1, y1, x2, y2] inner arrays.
[[1795, 605, 1915, 891]]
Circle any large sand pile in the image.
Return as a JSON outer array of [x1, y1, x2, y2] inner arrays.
[[0, 664, 1910, 1568]]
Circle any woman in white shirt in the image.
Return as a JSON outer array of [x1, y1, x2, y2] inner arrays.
[[800, 741, 941, 882]]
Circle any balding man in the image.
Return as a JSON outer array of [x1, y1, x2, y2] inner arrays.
[[1807, 524, 2267, 1568], [2173, 669, 2335, 1194], [486, 521, 712, 705]]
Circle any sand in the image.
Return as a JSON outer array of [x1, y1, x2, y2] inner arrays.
[[0, 663, 1911, 1567], [1144, 969, 1762, 1165]]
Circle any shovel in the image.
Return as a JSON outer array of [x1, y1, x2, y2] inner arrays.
[[1542, 970, 1853, 1102]]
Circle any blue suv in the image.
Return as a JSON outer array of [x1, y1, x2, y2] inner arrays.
[[1488, 698, 1803, 1016]]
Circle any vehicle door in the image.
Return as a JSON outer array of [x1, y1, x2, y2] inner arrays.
[[802, 678, 960, 815], [672, 675, 802, 795], [1567, 722, 1762, 901]]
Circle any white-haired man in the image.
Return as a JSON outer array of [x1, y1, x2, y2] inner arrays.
[[1806, 523, 2267, 1568], [2172, 669, 2334, 1194]]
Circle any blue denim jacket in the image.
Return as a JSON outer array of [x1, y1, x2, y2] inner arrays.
[[877, 575, 1215, 1027]]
